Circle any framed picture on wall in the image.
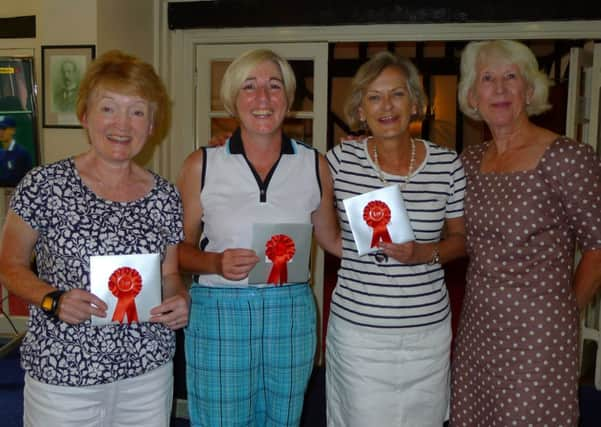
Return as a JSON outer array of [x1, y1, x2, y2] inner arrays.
[[0, 54, 39, 188], [42, 44, 95, 128]]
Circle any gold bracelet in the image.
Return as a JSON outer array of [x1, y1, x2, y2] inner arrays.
[[428, 246, 440, 265]]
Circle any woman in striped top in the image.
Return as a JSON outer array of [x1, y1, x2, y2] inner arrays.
[[325, 51, 467, 427]]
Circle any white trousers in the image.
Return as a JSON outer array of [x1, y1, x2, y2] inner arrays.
[[326, 316, 451, 427], [24, 361, 173, 427]]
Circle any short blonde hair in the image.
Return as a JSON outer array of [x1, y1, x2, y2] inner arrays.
[[76, 50, 171, 139], [220, 49, 296, 117], [344, 51, 428, 131], [458, 40, 552, 121]]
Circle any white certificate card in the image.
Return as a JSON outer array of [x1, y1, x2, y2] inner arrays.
[[248, 223, 312, 285], [342, 184, 414, 256], [90, 253, 161, 326]]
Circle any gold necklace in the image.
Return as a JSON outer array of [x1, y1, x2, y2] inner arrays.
[[372, 138, 416, 188]]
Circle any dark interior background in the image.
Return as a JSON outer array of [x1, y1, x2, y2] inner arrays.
[[168, 0, 601, 29]]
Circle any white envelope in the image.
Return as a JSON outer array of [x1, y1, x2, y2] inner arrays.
[[90, 253, 161, 326], [248, 223, 312, 285], [342, 184, 414, 256]]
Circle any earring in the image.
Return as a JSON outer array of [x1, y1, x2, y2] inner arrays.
[[360, 119, 368, 131], [471, 106, 479, 114]]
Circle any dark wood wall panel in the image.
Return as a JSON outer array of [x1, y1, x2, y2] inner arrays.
[[0, 16, 36, 39], [168, 1, 599, 30]]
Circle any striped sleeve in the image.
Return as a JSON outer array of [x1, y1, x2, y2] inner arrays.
[[446, 153, 466, 218], [326, 143, 341, 177]]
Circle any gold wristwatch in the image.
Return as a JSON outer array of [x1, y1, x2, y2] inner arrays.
[[40, 290, 65, 317]]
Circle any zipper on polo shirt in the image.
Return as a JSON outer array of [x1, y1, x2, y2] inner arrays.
[[243, 155, 281, 203]]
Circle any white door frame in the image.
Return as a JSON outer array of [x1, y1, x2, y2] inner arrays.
[[566, 43, 601, 390], [157, 16, 601, 182], [155, 9, 601, 354]]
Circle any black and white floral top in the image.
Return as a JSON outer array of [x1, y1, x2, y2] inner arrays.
[[10, 158, 184, 386]]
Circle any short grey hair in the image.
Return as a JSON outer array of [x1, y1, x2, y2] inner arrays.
[[458, 39, 552, 121]]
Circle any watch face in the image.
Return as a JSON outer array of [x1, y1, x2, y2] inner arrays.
[[41, 296, 54, 312]]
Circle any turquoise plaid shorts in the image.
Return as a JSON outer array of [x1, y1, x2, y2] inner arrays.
[[185, 283, 317, 427]]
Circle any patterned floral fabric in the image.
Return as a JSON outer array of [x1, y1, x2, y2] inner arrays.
[[10, 158, 184, 386]]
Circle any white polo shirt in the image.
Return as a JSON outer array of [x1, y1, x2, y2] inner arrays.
[[197, 128, 322, 285]]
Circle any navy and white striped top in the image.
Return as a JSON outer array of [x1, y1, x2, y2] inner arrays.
[[326, 138, 465, 329]]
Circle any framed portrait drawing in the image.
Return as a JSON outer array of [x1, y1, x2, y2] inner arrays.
[[42, 45, 95, 128]]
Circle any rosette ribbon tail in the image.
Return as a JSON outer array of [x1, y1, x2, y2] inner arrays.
[[370, 224, 392, 247], [265, 234, 295, 286], [363, 200, 393, 248], [108, 266, 143, 324], [267, 255, 288, 286], [112, 293, 139, 323]]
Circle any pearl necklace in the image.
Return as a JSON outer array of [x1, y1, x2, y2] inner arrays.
[[372, 137, 416, 188]]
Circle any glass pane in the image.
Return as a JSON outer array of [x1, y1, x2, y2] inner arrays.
[[289, 60, 313, 113], [210, 117, 313, 146], [428, 75, 457, 150], [333, 42, 359, 59], [283, 118, 313, 145], [211, 117, 237, 138], [209, 59, 314, 113], [210, 61, 230, 111]]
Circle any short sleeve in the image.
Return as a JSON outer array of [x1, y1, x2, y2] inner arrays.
[[154, 177, 185, 247], [167, 186, 184, 246], [446, 153, 466, 219], [9, 165, 52, 232], [326, 143, 342, 179], [540, 138, 601, 250]]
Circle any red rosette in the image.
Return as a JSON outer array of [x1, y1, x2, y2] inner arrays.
[[108, 266, 142, 323], [363, 200, 392, 247], [265, 234, 296, 286]]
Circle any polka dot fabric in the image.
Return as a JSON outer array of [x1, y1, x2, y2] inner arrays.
[[450, 137, 601, 426]]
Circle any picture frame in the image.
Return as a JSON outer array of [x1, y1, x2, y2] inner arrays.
[[0, 54, 39, 188], [42, 45, 95, 128]]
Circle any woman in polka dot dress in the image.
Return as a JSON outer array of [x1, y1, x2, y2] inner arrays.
[[450, 40, 601, 426]]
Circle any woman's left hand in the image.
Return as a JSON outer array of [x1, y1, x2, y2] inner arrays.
[[149, 290, 190, 330], [379, 241, 419, 264]]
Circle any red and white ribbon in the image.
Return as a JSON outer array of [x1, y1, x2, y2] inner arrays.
[[108, 266, 142, 323], [363, 200, 392, 247], [265, 234, 295, 286]]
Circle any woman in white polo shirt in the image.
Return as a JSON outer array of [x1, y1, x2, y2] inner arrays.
[[177, 48, 340, 427]]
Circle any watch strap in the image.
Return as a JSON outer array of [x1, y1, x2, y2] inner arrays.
[[41, 290, 65, 316]]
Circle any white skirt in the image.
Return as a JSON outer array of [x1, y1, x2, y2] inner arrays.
[[326, 315, 451, 427], [24, 362, 173, 427]]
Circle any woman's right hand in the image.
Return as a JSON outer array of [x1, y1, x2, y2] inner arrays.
[[219, 248, 260, 280], [58, 289, 108, 324]]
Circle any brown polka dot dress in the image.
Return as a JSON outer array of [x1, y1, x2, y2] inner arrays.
[[450, 137, 601, 426]]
